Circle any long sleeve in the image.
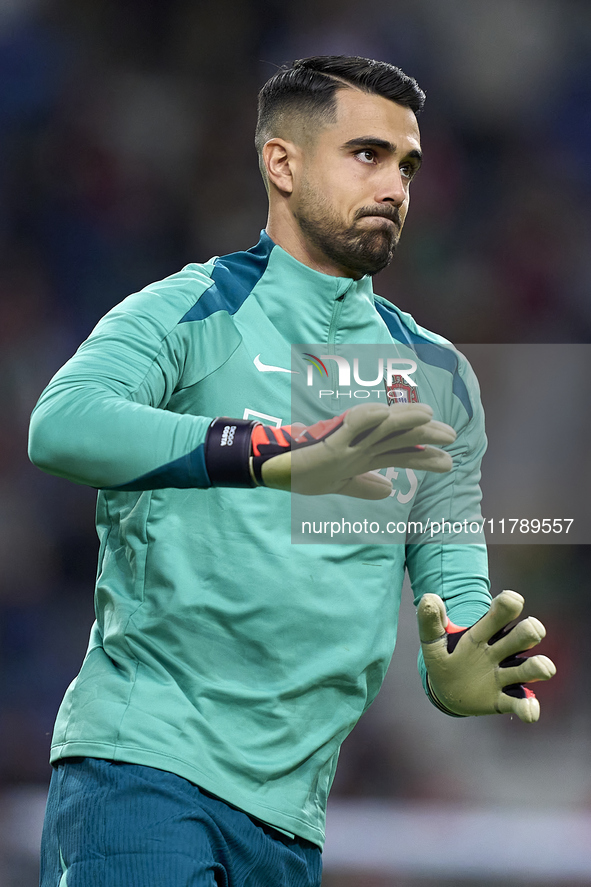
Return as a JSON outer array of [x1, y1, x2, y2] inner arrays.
[[405, 348, 492, 702], [28, 263, 240, 490]]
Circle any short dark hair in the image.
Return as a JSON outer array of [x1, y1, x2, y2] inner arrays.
[[255, 55, 426, 167]]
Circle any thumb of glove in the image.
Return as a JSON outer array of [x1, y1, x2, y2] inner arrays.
[[417, 594, 449, 644]]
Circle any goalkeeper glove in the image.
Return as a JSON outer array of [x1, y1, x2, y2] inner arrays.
[[417, 590, 556, 723], [204, 402, 456, 499]]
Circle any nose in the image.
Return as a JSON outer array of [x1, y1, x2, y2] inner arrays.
[[376, 167, 407, 207]]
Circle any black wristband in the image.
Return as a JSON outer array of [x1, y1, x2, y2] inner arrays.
[[204, 418, 259, 488]]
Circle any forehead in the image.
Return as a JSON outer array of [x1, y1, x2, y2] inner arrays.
[[326, 87, 421, 149]]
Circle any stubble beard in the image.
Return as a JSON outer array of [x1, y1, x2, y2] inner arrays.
[[294, 184, 402, 278]]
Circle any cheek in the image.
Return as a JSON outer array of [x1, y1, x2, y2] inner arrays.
[[400, 193, 410, 222], [320, 173, 351, 205], [322, 159, 366, 200], [300, 167, 338, 205], [317, 181, 357, 223]]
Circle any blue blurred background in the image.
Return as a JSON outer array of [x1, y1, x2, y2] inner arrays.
[[1, 1, 591, 884]]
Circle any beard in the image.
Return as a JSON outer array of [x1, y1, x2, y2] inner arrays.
[[294, 184, 402, 278]]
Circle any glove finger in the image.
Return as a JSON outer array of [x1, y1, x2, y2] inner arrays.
[[498, 692, 541, 723], [499, 653, 556, 686], [395, 446, 453, 474], [335, 472, 394, 500], [346, 403, 434, 447], [490, 616, 546, 660], [333, 403, 390, 447], [467, 590, 525, 645], [341, 402, 396, 435], [417, 593, 448, 643], [366, 445, 454, 474], [371, 420, 457, 453]]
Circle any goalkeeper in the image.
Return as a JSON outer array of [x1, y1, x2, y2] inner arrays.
[[29, 55, 555, 887]]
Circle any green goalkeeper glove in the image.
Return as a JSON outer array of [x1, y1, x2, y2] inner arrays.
[[204, 402, 456, 499], [417, 590, 556, 723], [256, 402, 456, 498]]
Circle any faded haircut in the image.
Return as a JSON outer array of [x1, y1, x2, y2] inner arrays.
[[255, 55, 426, 185]]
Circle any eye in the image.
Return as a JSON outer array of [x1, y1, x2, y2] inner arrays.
[[355, 149, 377, 165], [400, 162, 419, 181]]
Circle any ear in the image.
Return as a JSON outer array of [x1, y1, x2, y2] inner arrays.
[[262, 138, 298, 195]]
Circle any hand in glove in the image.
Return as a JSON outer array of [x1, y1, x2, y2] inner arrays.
[[417, 590, 556, 723], [256, 402, 456, 499]]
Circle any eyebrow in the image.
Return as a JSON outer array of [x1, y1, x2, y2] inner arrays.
[[343, 137, 423, 166]]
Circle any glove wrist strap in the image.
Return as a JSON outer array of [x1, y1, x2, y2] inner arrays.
[[204, 418, 260, 488]]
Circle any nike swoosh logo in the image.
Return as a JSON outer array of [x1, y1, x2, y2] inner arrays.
[[254, 354, 298, 374]]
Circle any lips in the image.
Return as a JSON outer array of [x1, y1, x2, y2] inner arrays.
[[357, 210, 401, 228], [359, 214, 401, 231]]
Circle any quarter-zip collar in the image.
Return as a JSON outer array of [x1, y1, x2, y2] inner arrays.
[[245, 230, 388, 348], [260, 230, 375, 305]]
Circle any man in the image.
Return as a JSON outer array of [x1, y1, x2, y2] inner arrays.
[[29, 56, 555, 887]]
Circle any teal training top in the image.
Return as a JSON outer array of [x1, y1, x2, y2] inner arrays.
[[29, 232, 491, 847]]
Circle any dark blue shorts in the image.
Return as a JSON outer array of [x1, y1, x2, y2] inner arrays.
[[40, 757, 322, 887]]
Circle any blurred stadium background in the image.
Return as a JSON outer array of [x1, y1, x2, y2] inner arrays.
[[1, 0, 591, 884]]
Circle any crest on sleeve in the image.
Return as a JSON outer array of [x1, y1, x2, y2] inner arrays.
[[385, 374, 420, 405]]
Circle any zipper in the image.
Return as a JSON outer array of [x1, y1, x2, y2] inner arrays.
[[327, 294, 345, 348], [327, 294, 346, 411]]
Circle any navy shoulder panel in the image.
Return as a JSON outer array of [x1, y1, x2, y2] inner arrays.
[[180, 233, 274, 323], [374, 299, 473, 420]]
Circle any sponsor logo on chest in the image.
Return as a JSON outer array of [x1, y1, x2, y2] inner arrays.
[[385, 374, 420, 405]]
